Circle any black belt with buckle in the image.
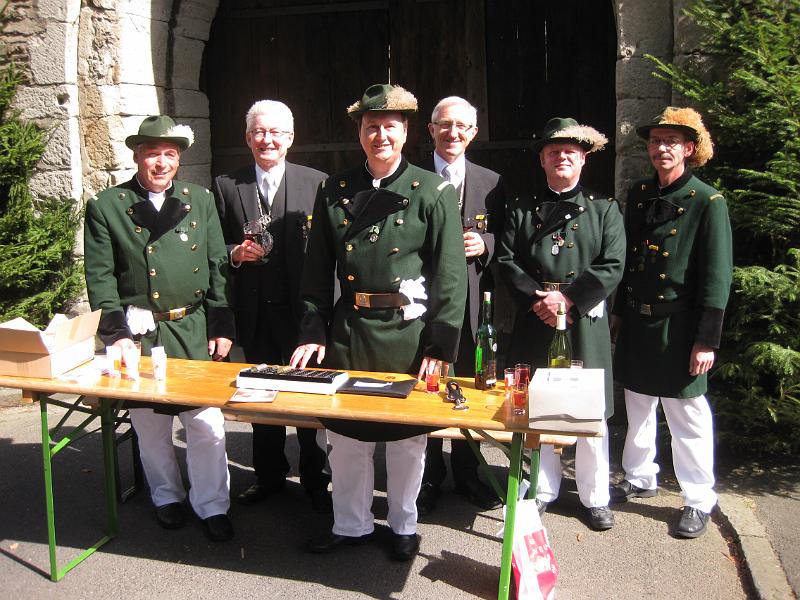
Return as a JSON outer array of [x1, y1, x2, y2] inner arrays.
[[542, 281, 569, 292], [152, 303, 201, 322], [353, 292, 409, 309], [626, 297, 690, 317]]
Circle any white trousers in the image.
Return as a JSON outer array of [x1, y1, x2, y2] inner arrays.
[[537, 421, 610, 507], [327, 430, 426, 537], [622, 389, 717, 512], [129, 406, 231, 519]]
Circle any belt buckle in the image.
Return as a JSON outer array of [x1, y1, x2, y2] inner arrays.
[[639, 303, 652, 316], [169, 306, 187, 320], [355, 293, 370, 308], [543, 282, 558, 292]]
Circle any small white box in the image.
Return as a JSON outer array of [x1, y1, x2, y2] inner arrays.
[[0, 310, 100, 378], [528, 368, 605, 435]]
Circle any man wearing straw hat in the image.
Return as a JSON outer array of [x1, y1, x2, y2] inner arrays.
[[84, 115, 235, 542], [291, 84, 467, 561], [497, 117, 625, 531], [611, 107, 732, 538]]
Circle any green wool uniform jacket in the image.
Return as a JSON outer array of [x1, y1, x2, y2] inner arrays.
[[299, 158, 468, 441], [612, 170, 733, 398], [497, 186, 626, 418], [84, 177, 235, 362]]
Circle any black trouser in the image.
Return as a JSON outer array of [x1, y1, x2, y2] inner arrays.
[[243, 302, 328, 491], [422, 312, 479, 486]]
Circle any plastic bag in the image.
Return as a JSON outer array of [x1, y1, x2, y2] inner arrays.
[[511, 498, 558, 600]]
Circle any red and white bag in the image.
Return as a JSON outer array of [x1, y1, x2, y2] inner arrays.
[[510, 499, 558, 600]]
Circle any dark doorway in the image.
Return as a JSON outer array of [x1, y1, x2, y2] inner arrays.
[[201, 0, 617, 197]]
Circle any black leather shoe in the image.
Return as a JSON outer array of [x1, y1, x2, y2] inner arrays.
[[306, 532, 374, 554], [307, 487, 333, 514], [587, 506, 615, 531], [155, 502, 186, 530], [203, 514, 234, 542], [237, 481, 285, 506], [675, 506, 711, 538], [416, 482, 441, 516], [392, 533, 420, 561], [610, 480, 657, 504], [535, 498, 549, 516], [454, 478, 501, 511]]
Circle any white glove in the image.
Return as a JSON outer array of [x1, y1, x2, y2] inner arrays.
[[125, 305, 156, 335], [587, 300, 605, 319], [399, 276, 428, 321]]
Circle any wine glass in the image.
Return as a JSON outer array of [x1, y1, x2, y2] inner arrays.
[[462, 215, 476, 233], [243, 220, 272, 263]]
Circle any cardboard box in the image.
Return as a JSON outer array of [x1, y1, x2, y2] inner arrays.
[[0, 310, 101, 378], [528, 368, 605, 435]]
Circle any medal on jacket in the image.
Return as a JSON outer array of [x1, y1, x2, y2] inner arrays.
[[551, 232, 565, 255], [368, 225, 380, 243], [176, 227, 189, 242]]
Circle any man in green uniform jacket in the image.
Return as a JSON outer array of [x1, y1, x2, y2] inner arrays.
[[291, 84, 467, 561], [497, 117, 625, 531], [84, 116, 236, 542], [611, 107, 733, 539]]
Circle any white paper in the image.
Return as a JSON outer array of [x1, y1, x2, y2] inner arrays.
[[228, 388, 278, 403], [353, 381, 392, 388]]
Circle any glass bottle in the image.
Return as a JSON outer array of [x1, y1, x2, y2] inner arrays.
[[474, 291, 497, 389], [548, 301, 572, 368]]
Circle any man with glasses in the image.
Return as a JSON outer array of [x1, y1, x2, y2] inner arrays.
[[497, 117, 624, 531], [611, 107, 732, 538], [416, 96, 505, 515], [214, 100, 331, 513]]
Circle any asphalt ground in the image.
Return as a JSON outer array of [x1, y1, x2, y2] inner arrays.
[[0, 388, 796, 599]]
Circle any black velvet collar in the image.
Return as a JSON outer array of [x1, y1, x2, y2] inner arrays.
[[124, 177, 188, 242]]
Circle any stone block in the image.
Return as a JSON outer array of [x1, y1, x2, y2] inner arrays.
[[81, 85, 120, 119], [29, 169, 79, 202], [674, 0, 704, 55], [179, 0, 220, 21], [37, 119, 76, 170], [178, 164, 213, 190], [118, 14, 168, 86], [176, 16, 214, 42], [615, 0, 673, 59], [178, 118, 212, 165], [30, 21, 78, 85], [115, 0, 171, 22], [170, 36, 206, 90], [616, 57, 672, 101], [616, 97, 667, 151], [12, 84, 79, 120], [38, 0, 81, 22], [77, 8, 119, 87], [89, 0, 120, 10], [118, 84, 165, 117], [173, 89, 209, 119]]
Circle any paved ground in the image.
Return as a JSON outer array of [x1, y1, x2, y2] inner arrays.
[[0, 388, 796, 599]]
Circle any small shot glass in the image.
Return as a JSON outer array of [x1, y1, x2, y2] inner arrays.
[[570, 360, 584, 369], [426, 361, 442, 393]]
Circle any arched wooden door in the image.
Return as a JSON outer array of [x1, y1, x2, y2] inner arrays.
[[202, 0, 616, 197]]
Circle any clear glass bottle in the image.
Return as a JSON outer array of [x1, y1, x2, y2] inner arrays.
[[474, 291, 497, 389], [548, 301, 572, 368]]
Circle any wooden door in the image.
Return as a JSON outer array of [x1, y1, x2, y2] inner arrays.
[[202, 0, 617, 196]]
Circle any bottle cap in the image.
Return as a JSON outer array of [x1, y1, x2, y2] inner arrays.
[[484, 291, 491, 302], [557, 301, 566, 314], [151, 346, 166, 358]]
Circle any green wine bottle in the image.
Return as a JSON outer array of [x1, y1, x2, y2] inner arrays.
[[548, 301, 572, 368], [474, 291, 497, 389]]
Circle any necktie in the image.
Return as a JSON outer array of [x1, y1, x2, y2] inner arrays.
[[264, 175, 277, 210], [441, 164, 453, 183]]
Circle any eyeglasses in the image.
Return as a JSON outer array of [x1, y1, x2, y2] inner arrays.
[[647, 137, 684, 149], [250, 129, 292, 140], [433, 120, 474, 133]]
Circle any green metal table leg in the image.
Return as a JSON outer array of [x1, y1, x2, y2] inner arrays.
[[36, 393, 119, 581], [528, 445, 540, 499], [39, 393, 59, 581], [101, 399, 120, 537], [498, 432, 523, 600]]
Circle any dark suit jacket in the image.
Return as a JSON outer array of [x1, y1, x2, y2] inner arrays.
[[214, 161, 326, 349], [423, 155, 506, 339]]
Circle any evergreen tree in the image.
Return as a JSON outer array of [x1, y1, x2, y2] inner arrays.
[[0, 7, 83, 327], [648, 0, 800, 454]]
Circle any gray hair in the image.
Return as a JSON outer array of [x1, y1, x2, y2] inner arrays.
[[245, 100, 294, 132], [431, 96, 478, 126]]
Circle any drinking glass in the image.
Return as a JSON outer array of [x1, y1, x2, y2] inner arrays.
[[513, 363, 531, 415], [426, 361, 442, 393], [462, 215, 475, 233], [570, 360, 584, 369], [504, 368, 515, 404], [243, 220, 272, 263]]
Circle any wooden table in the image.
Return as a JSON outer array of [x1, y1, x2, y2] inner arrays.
[[0, 357, 594, 599]]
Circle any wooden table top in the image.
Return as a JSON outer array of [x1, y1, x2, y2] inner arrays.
[[0, 357, 580, 436]]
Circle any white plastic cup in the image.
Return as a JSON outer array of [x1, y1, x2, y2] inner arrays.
[[151, 346, 167, 381], [122, 344, 141, 380], [106, 346, 121, 378]]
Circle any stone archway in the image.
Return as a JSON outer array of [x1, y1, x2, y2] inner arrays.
[[8, 0, 694, 203]]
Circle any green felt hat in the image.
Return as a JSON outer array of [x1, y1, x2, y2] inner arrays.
[[532, 117, 607, 153], [347, 84, 418, 120], [125, 115, 194, 151]]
